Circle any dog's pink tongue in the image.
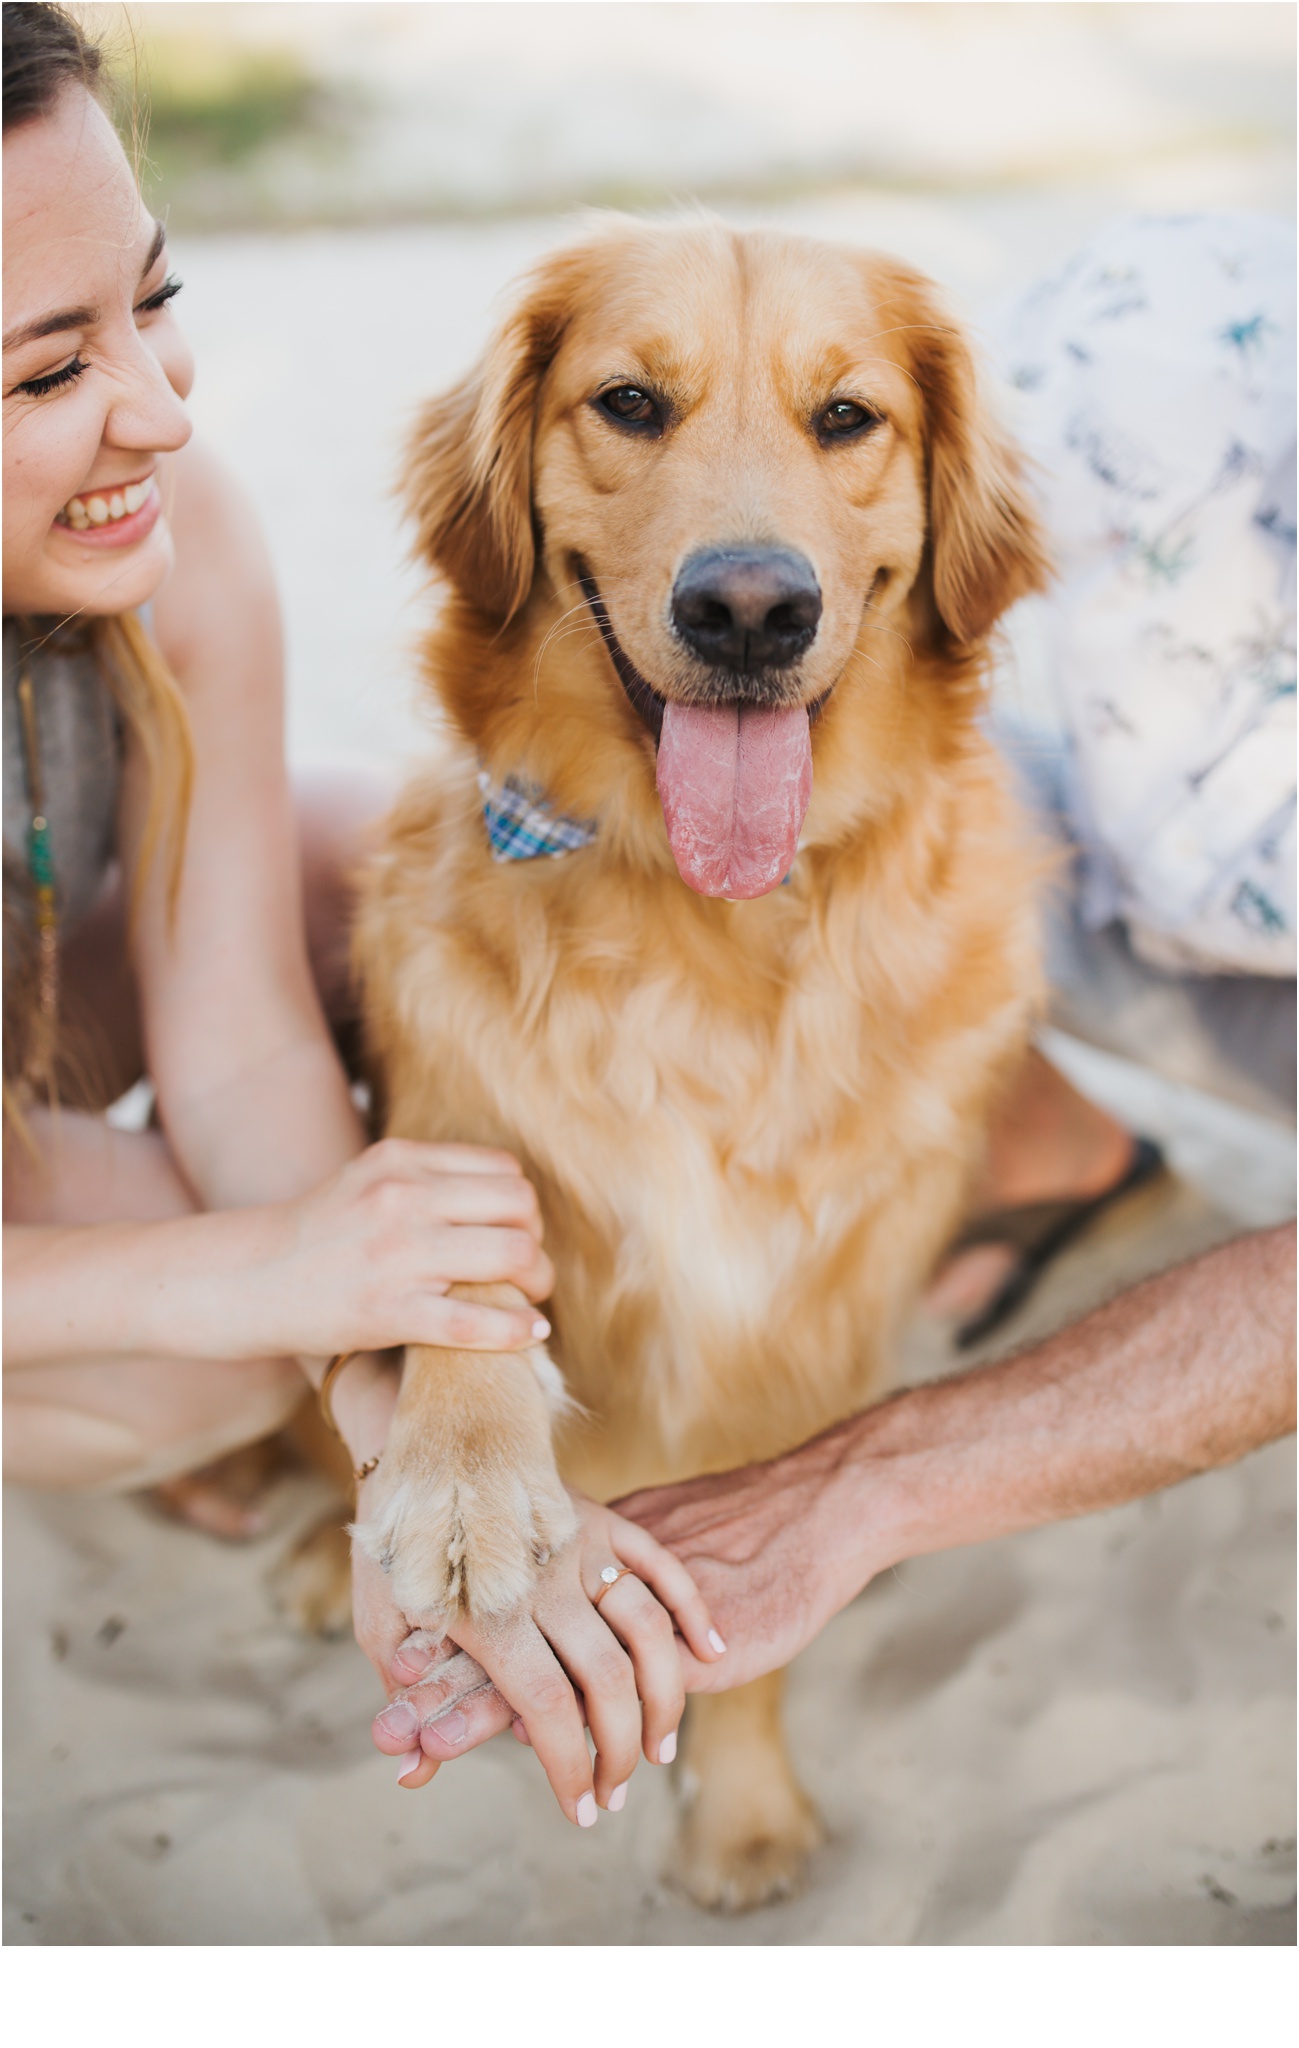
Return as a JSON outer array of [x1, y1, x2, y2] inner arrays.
[[656, 701, 812, 899]]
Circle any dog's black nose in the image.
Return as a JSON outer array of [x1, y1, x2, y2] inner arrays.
[[671, 547, 822, 672]]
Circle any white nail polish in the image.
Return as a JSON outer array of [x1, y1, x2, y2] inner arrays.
[[708, 1628, 727, 1655], [576, 1791, 598, 1827], [658, 1730, 677, 1765], [396, 1748, 423, 1785], [607, 1782, 628, 1812], [532, 1318, 551, 1340]]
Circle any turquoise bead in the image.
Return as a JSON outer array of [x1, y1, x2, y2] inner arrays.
[[27, 818, 55, 891]]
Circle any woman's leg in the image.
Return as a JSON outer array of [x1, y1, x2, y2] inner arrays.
[[4, 1108, 304, 1492], [53, 866, 144, 1111]]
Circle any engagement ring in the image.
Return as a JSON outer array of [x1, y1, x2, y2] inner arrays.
[[592, 1564, 633, 1609]]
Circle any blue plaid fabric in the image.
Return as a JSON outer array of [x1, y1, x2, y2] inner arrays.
[[478, 769, 599, 863]]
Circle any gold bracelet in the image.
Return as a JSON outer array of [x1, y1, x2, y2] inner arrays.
[[322, 1352, 398, 1489], [318, 1350, 360, 1438]]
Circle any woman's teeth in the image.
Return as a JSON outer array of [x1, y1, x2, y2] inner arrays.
[[57, 481, 152, 530]]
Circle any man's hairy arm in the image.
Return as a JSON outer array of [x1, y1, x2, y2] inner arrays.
[[619, 1224, 1296, 1691]]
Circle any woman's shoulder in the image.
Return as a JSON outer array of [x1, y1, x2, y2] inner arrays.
[[150, 441, 279, 680], [166, 439, 260, 533]]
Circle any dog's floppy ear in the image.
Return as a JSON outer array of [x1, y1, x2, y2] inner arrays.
[[877, 262, 1050, 647], [401, 249, 584, 622]]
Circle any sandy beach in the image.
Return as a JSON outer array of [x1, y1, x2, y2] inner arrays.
[[5, 1034, 1293, 1945]]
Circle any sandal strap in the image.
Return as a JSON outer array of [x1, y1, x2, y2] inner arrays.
[[954, 1137, 1166, 1350]]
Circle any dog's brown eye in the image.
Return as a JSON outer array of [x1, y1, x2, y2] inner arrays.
[[597, 385, 661, 429], [818, 399, 879, 441]]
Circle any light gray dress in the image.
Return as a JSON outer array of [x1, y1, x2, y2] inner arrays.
[[2, 615, 122, 941]]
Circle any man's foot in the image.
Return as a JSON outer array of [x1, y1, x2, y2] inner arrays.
[[936, 1138, 1166, 1346], [925, 1050, 1160, 1341]]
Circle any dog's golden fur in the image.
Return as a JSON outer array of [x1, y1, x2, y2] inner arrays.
[[355, 218, 1047, 1908]]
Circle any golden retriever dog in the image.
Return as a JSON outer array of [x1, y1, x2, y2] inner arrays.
[[354, 217, 1047, 1910]]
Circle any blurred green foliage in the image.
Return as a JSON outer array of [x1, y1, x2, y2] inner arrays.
[[135, 32, 323, 170]]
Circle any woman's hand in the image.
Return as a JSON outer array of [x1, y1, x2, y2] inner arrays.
[[228, 1139, 555, 1361], [363, 1491, 726, 1822], [4, 1139, 553, 1373]]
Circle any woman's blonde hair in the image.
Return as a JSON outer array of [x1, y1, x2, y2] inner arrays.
[[96, 608, 195, 920], [3, 611, 194, 1131]]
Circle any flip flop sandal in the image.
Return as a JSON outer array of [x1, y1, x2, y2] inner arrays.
[[950, 1136, 1167, 1350]]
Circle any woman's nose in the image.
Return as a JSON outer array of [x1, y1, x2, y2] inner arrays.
[[105, 332, 193, 456]]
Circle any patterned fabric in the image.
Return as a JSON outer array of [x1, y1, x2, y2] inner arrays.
[[987, 214, 1295, 977], [478, 768, 598, 862]]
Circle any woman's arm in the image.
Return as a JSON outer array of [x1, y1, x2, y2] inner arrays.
[[7, 445, 558, 1379], [3, 1140, 554, 1369], [617, 1223, 1296, 1691], [131, 440, 361, 1210]]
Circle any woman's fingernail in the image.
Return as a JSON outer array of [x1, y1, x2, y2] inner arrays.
[[531, 1318, 551, 1340], [658, 1731, 677, 1765], [395, 1642, 432, 1678], [396, 1748, 423, 1785], [376, 1702, 418, 1742], [576, 1792, 598, 1828], [607, 1782, 628, 1813], [708, 1628, 727, 1655], [427, 1708, 467, 1748]]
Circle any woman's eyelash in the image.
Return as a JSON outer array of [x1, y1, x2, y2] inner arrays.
[[16, 357, 88, 398], [136, 274, 183, 315], [12, 276, 180, 397]]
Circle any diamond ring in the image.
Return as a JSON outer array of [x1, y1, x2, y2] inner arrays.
[[592, 1564, 634, 1610]]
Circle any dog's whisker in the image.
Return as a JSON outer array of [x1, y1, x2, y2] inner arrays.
[[532, 599, 602, 656], [534, 618, 605, 666], [852, 349, 924, 400], [533, 604, 598, 665], [530, 615, 607, 701], [840, 645, 892, 688], [861, 608, 914, 659], [533, 633, 607, 694]]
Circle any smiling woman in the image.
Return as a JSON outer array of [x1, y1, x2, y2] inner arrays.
[[2, 0, 714, 1831], [3, 200, 187, 591], [2, 12, 194, 1113]]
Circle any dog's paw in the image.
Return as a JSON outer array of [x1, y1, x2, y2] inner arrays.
[[352, 1451, 578, 1628], [269, 1512, 353, 1639], [672, 1768, 825, 1914]]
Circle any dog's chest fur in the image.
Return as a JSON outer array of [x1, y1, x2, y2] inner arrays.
[[364, 752, 1037, 1495]]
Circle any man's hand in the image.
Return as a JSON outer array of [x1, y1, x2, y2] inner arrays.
[[618, 1225, 1297, 1695], [614, 1434, 882, 1691]]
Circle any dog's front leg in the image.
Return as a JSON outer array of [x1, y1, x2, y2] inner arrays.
[[352, 1284, 578, 1628], [676, 1673, 824, 1912]]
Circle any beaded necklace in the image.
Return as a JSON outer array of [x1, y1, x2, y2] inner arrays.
[[14, 640, 61, 1044]]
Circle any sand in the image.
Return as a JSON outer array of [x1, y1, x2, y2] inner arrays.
[[5, 1039, 1293, 1947]]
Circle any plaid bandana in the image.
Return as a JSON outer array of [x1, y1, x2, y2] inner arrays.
[[478, 769, 599, 863]]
